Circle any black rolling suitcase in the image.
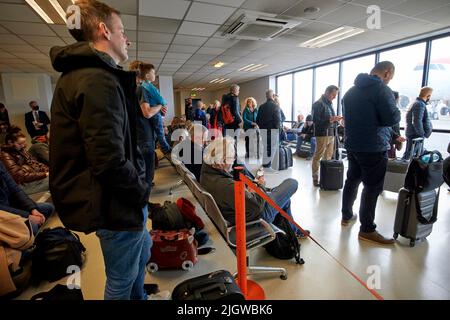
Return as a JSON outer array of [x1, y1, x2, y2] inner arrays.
[[394, 188, 439, 247], [285, 146, 293, 167], [172, 270, 245, 300], [272, 146, 292, 170], [320, 127, 344, 190], [296, 142, 311, 158]]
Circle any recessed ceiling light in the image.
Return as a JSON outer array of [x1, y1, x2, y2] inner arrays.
[[304, 7, 320, 14], [212, 61, 226, 68]]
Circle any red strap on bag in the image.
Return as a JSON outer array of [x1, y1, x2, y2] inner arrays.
[[176, 198, 205, 230]]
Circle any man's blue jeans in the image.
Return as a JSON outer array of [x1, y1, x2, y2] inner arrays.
[[261, 178, 300, 234], [150, 112, 171, 153], [296, 135, 316, 156], [96, 206, 152, 300]]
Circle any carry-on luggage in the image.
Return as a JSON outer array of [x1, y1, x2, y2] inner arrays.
[[271, 145, 293, 170], [147, 228, 198, 272], [394, 188, 439, 247], [383, 138, 423, 193], [297, 142, 311, 158], [172, 270, 245, 301], [320, 159, 344, 190]]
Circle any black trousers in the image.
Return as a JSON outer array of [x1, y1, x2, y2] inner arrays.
[[341, 151, 388, 233]]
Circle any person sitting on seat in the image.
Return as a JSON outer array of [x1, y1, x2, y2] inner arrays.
[[200, 137, 309, 238], [28, 134, 49, 165], [296, 115, 316, 160], [0, 126, 49, 195], [0, 162, 53, 235], [286, 114, 304, 142]]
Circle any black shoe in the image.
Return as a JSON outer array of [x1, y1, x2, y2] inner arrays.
[[144, 283, 159, 295], [341, 214, 357, 226]]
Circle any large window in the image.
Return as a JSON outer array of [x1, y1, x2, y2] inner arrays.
[[314, 63, 339, 103], [379, 43, 427, 127], [276, 74, 293, 121], [427, 36, 450, 130], [294, 69, 313, 118], [341, 55, 376, 96]]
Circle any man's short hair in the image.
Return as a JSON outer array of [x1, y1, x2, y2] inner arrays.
[[29, 101, 36, 107], [230, 84, 240, 92], [419, 86, 433, 98], [68, 0, 121, 42], [371, 61, 395, 74], [129, 60, 155, 78], [325, 85, 339, 95], [266, 89, 275, 99]]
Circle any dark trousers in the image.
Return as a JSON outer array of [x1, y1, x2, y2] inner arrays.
[[140, 143, 155, 185], [341, 151, 388, 233], [244, 129, 260, 159]]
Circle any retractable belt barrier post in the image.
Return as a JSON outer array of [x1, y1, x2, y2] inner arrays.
[[234, 168, 384, 301]]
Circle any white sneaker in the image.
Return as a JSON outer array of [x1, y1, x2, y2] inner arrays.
[[147, 290, 171, 300]]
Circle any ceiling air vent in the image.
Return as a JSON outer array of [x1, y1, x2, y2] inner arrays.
[[222, 13, 302, 41]]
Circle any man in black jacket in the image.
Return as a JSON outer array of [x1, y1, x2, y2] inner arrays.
[[222, 84, 243, 135], [49, 0, 152, 300], [256, 89, 281, 168], [311, 85, 341, 186], [341, 61, 400, 245]]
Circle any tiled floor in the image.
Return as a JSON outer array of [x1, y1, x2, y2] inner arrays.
[[16, 150, 450, 300]]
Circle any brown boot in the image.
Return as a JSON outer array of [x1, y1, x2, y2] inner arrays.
[[358, 231, 395, 245]]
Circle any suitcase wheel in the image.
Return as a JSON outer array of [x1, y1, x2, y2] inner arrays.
[[182, 260, 194, 271], [393, 233, 398, 240], [409, 240, 415, 247], [280, 274, 288, 280], [146, 262, 158, 273]]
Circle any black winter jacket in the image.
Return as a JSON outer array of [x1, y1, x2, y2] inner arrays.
[[256, 99, 281, 130], [343, 73, 401, 153], [49, 42, 149, 233], [312, 95, 336, 137]]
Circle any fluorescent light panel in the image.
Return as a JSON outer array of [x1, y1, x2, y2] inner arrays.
[[238, 64, 269, 72], [25, 0, 54, 24], [49, 0, 67, 21], [299, 26, 365, 48]]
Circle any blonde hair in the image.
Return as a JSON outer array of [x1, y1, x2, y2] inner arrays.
[[245, 97, 257, 108], [203, 137, 235, 166], [419, 86, 433, 98]]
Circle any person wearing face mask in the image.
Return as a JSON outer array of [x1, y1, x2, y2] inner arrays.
[[24, 101, 50, 139], [341, 61, 400, 245], [0, 126, 49, 195], [402, 87, 433, 160]]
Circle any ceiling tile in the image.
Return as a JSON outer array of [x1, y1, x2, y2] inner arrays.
[[196, 47, 226, 55], [103, 0, 138, 15], [0, 21, 55, 36], [172, 34, 208, 46], [137, 42, 170, 51], [126, 30, 137, 42], [139, 0, 191, 20], [350, 12, 405, 29], [165, 52, 193, 60], [203, 37, 239, 48], [185, 3, 236, 25], [0, 3, 42, 23], [387, 0, 450, 17], [14, 52, 49, 60], [352, 0, 407, 10], [0, 34, 26, 45], [163, 58, 189, 65], [138, 16, 181, 33], [241, 0, 299, 15], [49, 25, 72, 38], [195, 0, 246, 7], [138, 51, 166, 59], [383, 20, 444, 36], [282, 0, 346, 20], [121, 14, 137, 30], [0, 25, 9, 34], [413, 4, 450, 25], [21, 35, 65, 46], [138, 31, 174, 44], [169, 44, 200, 53], [1, 44, 39, 53], [318, 3, 368, 24], [0, 51, 15, 59], [178, 21, 219, 37]]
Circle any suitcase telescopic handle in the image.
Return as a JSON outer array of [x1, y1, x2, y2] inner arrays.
[[193, 283, 227, 299]]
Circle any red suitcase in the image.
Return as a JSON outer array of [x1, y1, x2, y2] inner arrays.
[[147, 228, 198, 272]]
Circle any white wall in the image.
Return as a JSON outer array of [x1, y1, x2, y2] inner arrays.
[[1, 73, 53, 143]]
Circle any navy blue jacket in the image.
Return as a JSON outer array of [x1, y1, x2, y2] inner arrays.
[[0, 162, 37, 218], [343, 73, 400, 153], [405, 98, 432, 138]]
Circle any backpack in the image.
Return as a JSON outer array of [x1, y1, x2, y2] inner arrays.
[[404, 150, 444, 193], [264, 214, 303, 264], [32, 227, 86, 283], [221, 103, 234, 125]]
